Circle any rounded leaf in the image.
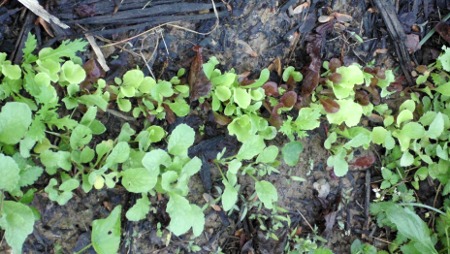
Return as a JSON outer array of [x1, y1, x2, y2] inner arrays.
[[234, 87, 251, 109], [0, 102, 32, 144], [215, 86, 232, 101], [0, 154, 20, 192], [61, 61, 86, 84], [121, 168, 155, 193]]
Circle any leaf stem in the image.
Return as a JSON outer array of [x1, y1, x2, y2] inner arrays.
[[73, 243, 93, 254], [399, 202, 445, 215]]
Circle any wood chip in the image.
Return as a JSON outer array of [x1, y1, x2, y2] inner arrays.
[[85, 34, 110, 72]]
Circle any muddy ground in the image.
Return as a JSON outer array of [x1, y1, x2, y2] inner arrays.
[[0, 0, 449, 253]]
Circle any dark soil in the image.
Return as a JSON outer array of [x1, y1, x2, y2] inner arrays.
[[0, 0, 449, 253]]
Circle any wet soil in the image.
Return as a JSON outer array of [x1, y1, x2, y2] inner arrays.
[[0, 0, 449, 253]]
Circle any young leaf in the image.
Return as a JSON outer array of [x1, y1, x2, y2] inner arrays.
[[326, 99, 363, 127], [69, 124, 92, 149], [255, 180, 278, 209], [92, 205, 122, 254], [215, 86, 232, 101], [256, 145, 279, 164], [105, 142, 130, 166], [327, 150, 349, 177], [234, 87, 251, 109], [386, 205, 437, 253], [126, 195, 150, 221], [282, 141, 303, 166], [40, 150, 72, 174], [60, 60, 86, 85], [332, 65, 364, 99], [0, 201, 35, 254], [23, 32, 37, 62], [295, 107, 321, 130], [121, 167, 155, 193], [38, 38, 88, 62], [228, 115, 254, 142], [400, 151, 415, 167], [222, 178, 238, 211], [0, 102, 32, 145], [237, 136, 265, 160], [2, 63, 22, 80], [168, 124, 195, 156], [142, 149, 171, 173], [426, 112, 444, 139], [167, 193, 205, 236], [0, 154, 20, 192]]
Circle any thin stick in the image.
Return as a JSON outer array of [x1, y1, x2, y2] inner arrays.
[[103, 0, 220, 48], [296, 209, 314, 232]]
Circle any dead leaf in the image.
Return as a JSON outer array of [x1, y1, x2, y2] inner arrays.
[[18, 0, 69, 29], [81, 59, 105, 89], [416, 65, 428, 74], [162, 104, 176, 124], [318, 15, 334, 23], [236, 39, 258, 57], [85, 34, 110, 72], [435, 22, 450, 44], [35, 16, 54, 37], [74, 4, 96, 17], [203, 193, 221, 212], [267, 58, 282, 76], [405, 34, 421, 53], [292, 1, 310, 14], [213, 112, 231, 126], [333, 12, 353, 23], [188, 45, 211, 101]]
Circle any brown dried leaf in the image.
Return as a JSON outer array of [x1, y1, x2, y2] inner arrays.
[[188, 45, 211, 101], [236, 39, 258, 57], [292, 2, 310, 14], [35, 16, 54, 37], [203, 193, 222, 212], [416, 65, 428, 74], [74, 4, 96, 17], [405, 34, 421, 53], [319, 98, 340, 113], [333, 12, 353, 23], [436, 22, 450, 44], [318, 15, 334, 23], [81, 59, 105, 89], [163, 104, 176, 124], [213, 112, 232, 126], [267, 58, 282, 77]]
